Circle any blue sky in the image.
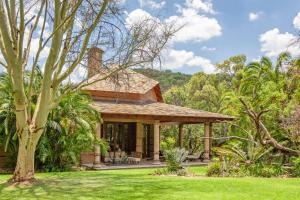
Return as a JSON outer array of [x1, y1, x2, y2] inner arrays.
[[123, 0, 300, 74], [1, 1, 299, 76]]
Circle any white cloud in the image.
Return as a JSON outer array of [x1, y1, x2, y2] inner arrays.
[[162, 49, 215, 73], [201, 46, 216, 51], [69, 64, 87, 83], [125, 8, 156, 26], [125, 1, 220, 74], [259, 28, 300, 57], [249, 12, 263, 22], [127, 0, 221, 44], [251, 56, 262, 62], [116, 0, 126, 4], [184, 0, 216, 14], [138, 0, 166, 10], [30, 37, 50, 59], [293, 12, 300, 30], [0, 53, 6, 68], [167, 8, 221, 43]]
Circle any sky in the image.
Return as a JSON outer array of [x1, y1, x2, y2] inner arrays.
[[1, 0, 300, 77], [122, 0, 300, 74]]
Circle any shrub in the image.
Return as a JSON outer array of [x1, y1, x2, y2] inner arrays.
[[258, 166, 277, 177], [176, 168, 189, 176], [291, 157, 300, 177], [247, 164, 284, 177], [206, 162, 222, 177], [152, 168, 169, 176], [206, 160, 285, 178], [164, 148, 188, 173], [160, 137, 176, 152]]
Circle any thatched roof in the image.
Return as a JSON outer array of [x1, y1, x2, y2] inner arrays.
[[91, 100, 234, 123], [82, 68, 158, 94]]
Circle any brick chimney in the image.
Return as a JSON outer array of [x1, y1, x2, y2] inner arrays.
[[88, 47, 104, 78]]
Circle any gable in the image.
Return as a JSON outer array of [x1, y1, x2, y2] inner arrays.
[[82, 68, 163, 102]]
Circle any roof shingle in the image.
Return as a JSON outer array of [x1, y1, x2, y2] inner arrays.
[[91, 100, 234, 122], [82, 68, 158, 94]]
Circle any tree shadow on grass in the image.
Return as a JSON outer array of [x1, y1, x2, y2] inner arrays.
[[0, 171, 184, 200]]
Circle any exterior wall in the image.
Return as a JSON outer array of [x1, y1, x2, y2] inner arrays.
[[88, 47, 103, 78], [142, 88, 159, 102], [88, 87, 159, 103], [80, 152, 94, 164]]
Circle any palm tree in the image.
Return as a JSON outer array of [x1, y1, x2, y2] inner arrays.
[[0, 74, 17, 155], [36, 91, 103, 171], [240, 57, 275, 99]]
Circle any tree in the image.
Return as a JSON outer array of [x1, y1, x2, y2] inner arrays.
[[0, 70, 101, 171], [0, 73, 17, 154], [0, 0, 175, 182], [216, 54, 246, 77], [239, 98, 300, 156], [37, 91, 101, 171], [162, 53, 300, 168]]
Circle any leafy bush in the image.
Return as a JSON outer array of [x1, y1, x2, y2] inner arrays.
[[206, 162, 222, 177], [152, 168, 169, 176], [207, 159, 285, 178], [291, 157, 300, 177], [247, 164, 282, 177], [164, 148, 188, 173], [160, 137, 176, 152], [153, 166, 191, 176], [35, 92, 101, 172]]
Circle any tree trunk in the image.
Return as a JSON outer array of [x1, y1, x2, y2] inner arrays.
[[10, 124, 43, 183], [11, 129, 36, 182]]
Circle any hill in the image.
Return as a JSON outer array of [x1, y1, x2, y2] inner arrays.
[[134, 68, 191, 92]]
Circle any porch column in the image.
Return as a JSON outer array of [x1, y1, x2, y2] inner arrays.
[[209, 122, 213, 151], [136, 122, 143, 158], [93, 123, 102, 167], [178, 124, 184, 148], [203, 122, 212, 162], [153, 121, 161, 164]]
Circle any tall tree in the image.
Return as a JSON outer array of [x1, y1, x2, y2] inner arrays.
[[0, 0, 175, 182]]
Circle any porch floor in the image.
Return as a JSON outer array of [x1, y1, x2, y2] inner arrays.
[[82, 160, 208, 170]]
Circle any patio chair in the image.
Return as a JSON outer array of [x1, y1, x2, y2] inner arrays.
[[127, 152, 141, 164]]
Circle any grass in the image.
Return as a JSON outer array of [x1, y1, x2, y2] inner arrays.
[[0, 167, 300, 200]]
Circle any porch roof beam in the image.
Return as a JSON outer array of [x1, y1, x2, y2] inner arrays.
[[102, 114, 232, 124]]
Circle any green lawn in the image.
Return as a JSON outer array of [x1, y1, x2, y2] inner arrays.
[[0, 167, 300, 200]]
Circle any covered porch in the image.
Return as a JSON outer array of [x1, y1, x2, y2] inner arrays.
[[80, 101, 234, 168]]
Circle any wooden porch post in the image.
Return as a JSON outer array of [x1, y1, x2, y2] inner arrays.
[[178, 124, 184, 148], [203, 122, 212, 162], [153, 121, 161, 164], [93, 123, 102, 167], [136, 122, 143, 158], [209, 122, 213, 152]]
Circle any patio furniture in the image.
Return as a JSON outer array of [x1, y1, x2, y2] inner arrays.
[[127, 152, 141, 164], [105, 151, 128, 164], [127, 157, 141, 164], [186, 153, 200, 161]]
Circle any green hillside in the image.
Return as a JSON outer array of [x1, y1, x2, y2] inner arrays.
[[134, 68, 191, 92]]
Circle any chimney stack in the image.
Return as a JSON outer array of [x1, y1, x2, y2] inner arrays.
[[88, 47, 104, 78]]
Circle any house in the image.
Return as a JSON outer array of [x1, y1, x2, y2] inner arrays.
[[80, 47, 234, 167]]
